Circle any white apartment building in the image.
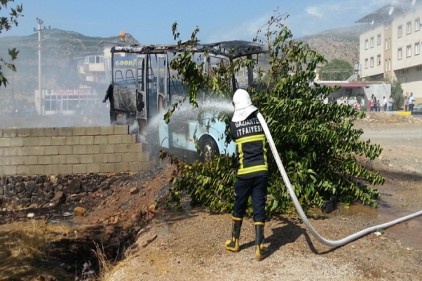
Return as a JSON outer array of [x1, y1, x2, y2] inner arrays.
[[357, 2, 422, 99]]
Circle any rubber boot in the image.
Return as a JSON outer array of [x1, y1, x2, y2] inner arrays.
[[225, 216, 243, 252], [255, 222, 268, 260]]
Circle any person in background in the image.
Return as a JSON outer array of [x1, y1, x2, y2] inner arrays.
[[408, 92, 416, 112], [225, 89, 269, 260], [370, 94, 375, 111], [103, 83, 116, 124], [383, 96, 388, 111], [404, 94, 409, 111], [353, 101, 361, 110], [388, 95, 394, 111], [367, 99, 372, 111]]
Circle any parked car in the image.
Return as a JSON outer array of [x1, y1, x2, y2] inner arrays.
[[411, 103, 422, 115]]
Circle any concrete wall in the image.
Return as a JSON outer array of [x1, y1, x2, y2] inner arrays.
[[0, 125, 154, 176]]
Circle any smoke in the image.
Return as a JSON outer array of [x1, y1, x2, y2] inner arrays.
[[143, 97, 234, 161], [0, 29, 112, 129], [0, 101, 110, 128]]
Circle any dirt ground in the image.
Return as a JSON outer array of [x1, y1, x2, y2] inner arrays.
[[1, 112, 422, 281]]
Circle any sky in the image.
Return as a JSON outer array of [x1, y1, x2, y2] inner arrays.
[[0, 0, 413, 43]]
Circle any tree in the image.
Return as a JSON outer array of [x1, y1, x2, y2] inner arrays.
[[166, 11, 384, 216], [0, 0, 23, 87], [390, 80, 404, 110], [250, 14, 383, 212], [319, 59, 354, 81]]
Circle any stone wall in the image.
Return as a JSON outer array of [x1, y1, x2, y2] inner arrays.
[[0, 125, 154, 176], [0, 173, 115, 212], [0, 171, 149, 214]]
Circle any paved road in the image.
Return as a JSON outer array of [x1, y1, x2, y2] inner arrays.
[[361, 123, 422, 142]]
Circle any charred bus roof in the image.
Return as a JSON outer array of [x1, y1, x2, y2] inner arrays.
[[110, 40, 267, 59]]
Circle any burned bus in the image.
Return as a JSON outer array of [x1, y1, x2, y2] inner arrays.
[[108, 41, 266, 158]]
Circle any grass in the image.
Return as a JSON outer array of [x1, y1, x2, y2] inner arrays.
[[93, 242, 113, 280], [0, 219, 73, 280]]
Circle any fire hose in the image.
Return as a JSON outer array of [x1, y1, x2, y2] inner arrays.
[[257, 112, 422, 247]]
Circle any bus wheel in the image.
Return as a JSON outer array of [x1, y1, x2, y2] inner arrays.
[[200, 137, 218, 162]]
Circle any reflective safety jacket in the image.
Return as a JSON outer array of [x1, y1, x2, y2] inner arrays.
[[230, 112, 268, 178]]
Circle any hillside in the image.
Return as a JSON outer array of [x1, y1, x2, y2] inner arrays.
[[299, 25, 365, 66]]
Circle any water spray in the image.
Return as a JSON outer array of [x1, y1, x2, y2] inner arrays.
[[257, 112, 422, 247]]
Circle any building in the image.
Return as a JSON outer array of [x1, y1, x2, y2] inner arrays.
[[317, 81, 391, 110], [77, 52, 107, 86], [76, 34, 138, 94], [357, 1, 422, 99], [35, 41, 119, 116]]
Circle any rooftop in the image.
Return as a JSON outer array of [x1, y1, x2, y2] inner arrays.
[[355, 2, 421, 24]]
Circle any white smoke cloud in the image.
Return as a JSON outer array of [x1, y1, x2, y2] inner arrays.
[[207, 14, 270, 42], [306, 7, 324, 18]]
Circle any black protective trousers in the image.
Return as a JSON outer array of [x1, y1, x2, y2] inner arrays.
[[233, 175, 268, 223]]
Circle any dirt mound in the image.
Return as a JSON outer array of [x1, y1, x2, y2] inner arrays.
[[0, 162, 176, 281]]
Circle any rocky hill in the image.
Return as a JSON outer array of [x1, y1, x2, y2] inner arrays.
[[299, 25, 365, 66]]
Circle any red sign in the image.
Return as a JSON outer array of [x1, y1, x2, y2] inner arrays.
[[50, 89, 93, 95]]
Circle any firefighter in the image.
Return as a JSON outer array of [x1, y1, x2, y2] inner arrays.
[[103, 83, 116, 124], [225, 89, 269, 260]]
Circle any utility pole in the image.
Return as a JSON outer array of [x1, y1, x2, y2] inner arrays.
[[33, 18, 50, 114]]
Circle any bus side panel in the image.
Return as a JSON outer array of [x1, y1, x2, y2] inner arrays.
[[158, 120, 169, 149], [194, 121, 236, 156]]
